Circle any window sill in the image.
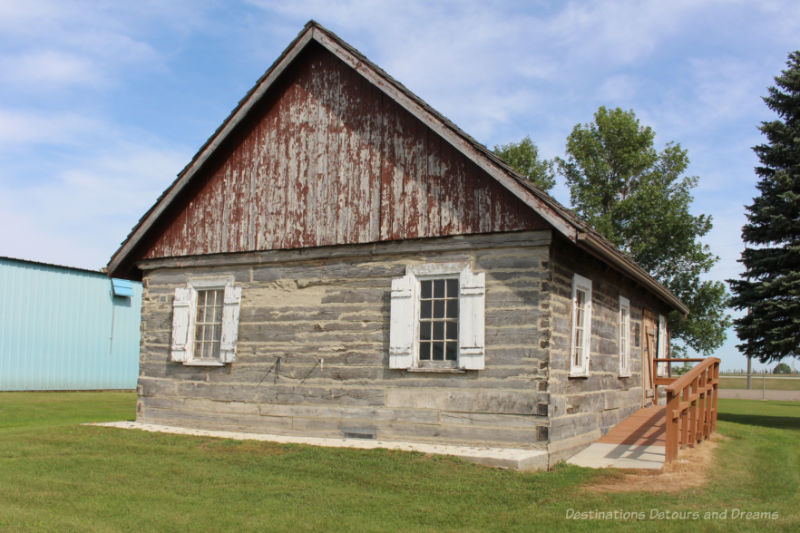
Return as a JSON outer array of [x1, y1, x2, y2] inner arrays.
[[568, 372, 589, 379], [406, 367, 466, 374], [182, 360, 226, 367]]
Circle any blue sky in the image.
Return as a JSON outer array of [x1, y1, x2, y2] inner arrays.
[[1, 1, 798, 371]]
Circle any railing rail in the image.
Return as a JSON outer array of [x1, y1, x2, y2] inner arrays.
[[653, 357, 720, 463]]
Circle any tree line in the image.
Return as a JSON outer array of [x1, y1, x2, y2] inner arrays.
[[493, 51, 799, 364]]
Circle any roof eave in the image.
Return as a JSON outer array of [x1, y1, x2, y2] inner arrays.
[[576, 232, 690, 316]]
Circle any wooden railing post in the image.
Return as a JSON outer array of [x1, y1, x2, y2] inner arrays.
[[696, 370, 703, 442], [711, 361, 719, 433], [666, 388, 679, 462]]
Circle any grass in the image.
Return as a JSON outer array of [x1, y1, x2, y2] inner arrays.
[[0, 392, 797, 532], [718, 376, 800, 391]]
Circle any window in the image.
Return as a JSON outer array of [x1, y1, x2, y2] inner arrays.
[[569, 274, 592, 377], [389, 263, 485, 371], [618, 295, 631, 377], [194, 288, 224, 360], [657, 314, 668, 377], [170, 278, 242, 366], [419, 278, 459, 365]]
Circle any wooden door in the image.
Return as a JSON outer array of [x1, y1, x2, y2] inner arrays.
[[642, 310, 657, 405]]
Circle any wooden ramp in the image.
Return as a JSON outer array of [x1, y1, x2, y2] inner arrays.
[[567, 406, 666, 469], [598, 405, 666, 446]]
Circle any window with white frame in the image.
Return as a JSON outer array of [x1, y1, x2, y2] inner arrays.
[[170, 278, 242, 366], [657, 314, 668, 377], [389, 263, 485, 371], [569, 274, 592, 377], [618, 295, 631, 377]]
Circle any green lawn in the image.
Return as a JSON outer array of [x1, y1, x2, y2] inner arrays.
[[718, 376, 800, 391], [0, 392, 797, 532]]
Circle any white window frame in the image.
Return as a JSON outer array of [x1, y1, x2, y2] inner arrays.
[[657, 314, 668, 377], [618, 295, 632, 377], [569, 273, 592, 377], [170, 276, 241, 367], [389, 262, 485, 371]]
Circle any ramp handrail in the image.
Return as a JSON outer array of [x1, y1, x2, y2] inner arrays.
[[655, 357, 720, 462]]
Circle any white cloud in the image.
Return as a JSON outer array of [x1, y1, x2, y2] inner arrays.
[[596, 74, 639, 103], [0, 141, 188, 270], [0, 109, 103, 145], [0, 50, 103, 87]]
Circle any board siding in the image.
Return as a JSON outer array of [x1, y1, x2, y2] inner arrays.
[[143, 44, 546, 261]]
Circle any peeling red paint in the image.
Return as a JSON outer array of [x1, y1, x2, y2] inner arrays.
[[143, 45, 546, 260]]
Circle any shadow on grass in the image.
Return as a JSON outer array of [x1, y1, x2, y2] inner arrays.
[[717, 412, 800, 431]]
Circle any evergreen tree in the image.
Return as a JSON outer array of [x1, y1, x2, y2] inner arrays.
[[729, 51, 800, 364], [493, 136, 556, 191], [559, 106, 729, 354]]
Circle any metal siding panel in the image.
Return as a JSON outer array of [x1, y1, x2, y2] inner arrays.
[[0, 259, 141, 390]]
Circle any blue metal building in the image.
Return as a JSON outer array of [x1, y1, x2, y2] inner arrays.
[[0, 257, 141, 390]]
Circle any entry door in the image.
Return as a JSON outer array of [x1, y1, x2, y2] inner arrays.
[[642, 310, 657, 405]]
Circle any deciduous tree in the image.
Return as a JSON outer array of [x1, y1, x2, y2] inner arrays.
[[493, 136, 556, 191], [558, 106, 729, 354]]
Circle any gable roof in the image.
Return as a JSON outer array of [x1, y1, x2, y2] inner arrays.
[[107, 20, 688, 316]]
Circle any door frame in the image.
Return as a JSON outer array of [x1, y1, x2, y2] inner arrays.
[[642, 309, 657, 406]]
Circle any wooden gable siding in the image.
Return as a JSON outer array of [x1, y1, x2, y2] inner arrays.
[[143, 44, 546, 260]]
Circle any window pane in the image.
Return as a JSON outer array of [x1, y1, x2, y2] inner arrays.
[[576, 290, 585, 308], [421, 280, 432, 299], [574, 330, 583, 365], [433, 321, 444, 340], [419, 342, 431, 360], [446, 321, 457, 340], [420, 321, 431, 340], [434, 279, 445, 298], [445, 342, 457, 361], [446, 299, 458, 318], [432, 342, 444, 361], [196, 296, 205, 322], [212, 324, 221, 341], [421, 300, 432, 319], [434, 300, 445, 317], [446, 279, 458, 298]]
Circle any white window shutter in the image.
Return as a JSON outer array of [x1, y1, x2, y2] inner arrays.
[[170, 287, 193, 362], [220, 285, 242, 363], [458, 268, 485, 370], [389, 273, 416, 369]]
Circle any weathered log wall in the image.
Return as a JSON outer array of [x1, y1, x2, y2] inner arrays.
[[137, 232, 552, 449], [546, 236, 672, 463]]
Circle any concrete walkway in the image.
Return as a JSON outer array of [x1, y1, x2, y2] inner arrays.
[[567, 442, 665, 469], [567, 405, 666, 470], [89, 420, 549, 471]]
